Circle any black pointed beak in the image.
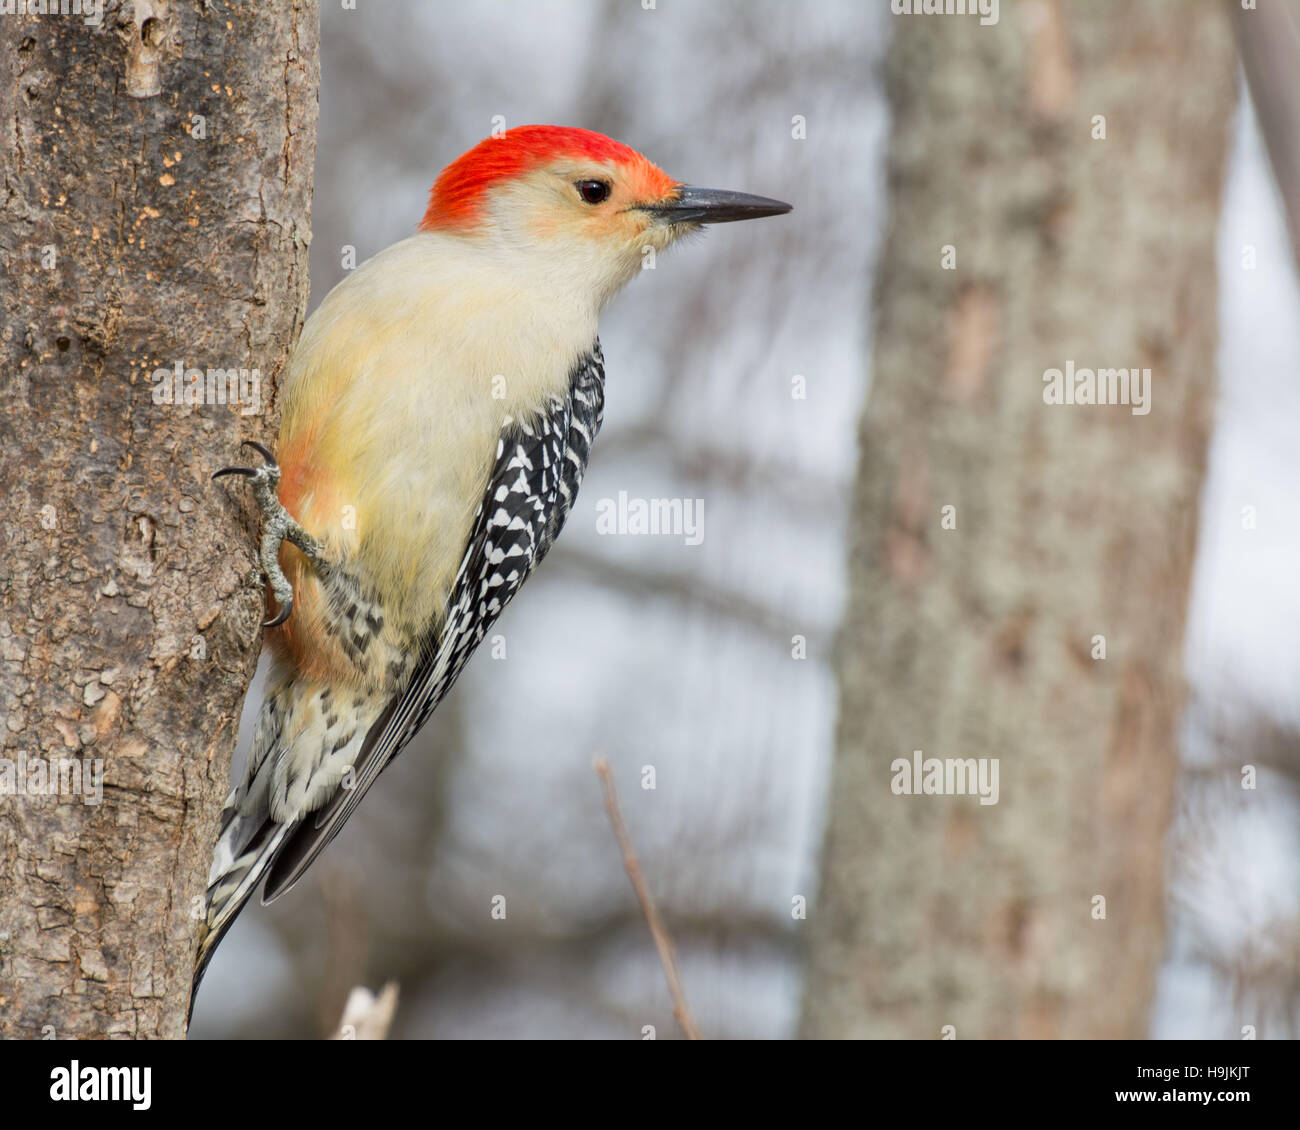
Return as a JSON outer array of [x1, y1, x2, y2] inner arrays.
[[649, 185, 792, 225]]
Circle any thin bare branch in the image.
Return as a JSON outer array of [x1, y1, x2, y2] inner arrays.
[[594, 758, 703, 1040]]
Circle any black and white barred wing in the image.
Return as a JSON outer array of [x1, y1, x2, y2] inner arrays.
[[262, 349, 604, 900]]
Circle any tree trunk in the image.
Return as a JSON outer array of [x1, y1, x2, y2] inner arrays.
[[1230, 0, 1300, 271], [802, 0, 1235, 1039], [0, 0, 317, 1039]]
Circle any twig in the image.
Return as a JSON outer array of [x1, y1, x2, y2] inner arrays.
[[331, 981, 399, 1040], [594, 758, 703, 1040]]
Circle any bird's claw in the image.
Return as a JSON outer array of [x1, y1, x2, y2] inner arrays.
[[213, 440, 280, 484], [214, 440, 295, 628], [262, 595, 293, 629], [240, 439, 277, 465]]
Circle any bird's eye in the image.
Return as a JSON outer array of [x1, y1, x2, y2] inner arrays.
[[576, 179, 611, 205]]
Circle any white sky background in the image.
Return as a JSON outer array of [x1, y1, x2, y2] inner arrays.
[[190, 5, 1294, 1040], [1186, 88, 1300, 731]]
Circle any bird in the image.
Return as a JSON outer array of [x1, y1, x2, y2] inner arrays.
[[193, 124, 791, 1015]]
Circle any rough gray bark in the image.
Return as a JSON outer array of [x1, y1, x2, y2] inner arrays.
[[0, 0, 317, 1038], [802, 1, 1235, 1038]]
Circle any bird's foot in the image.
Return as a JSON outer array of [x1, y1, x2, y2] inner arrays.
[[214, 440, 323, 627]]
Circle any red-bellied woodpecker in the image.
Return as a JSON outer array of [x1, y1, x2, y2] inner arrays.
[[193, 125, 791, 1011]]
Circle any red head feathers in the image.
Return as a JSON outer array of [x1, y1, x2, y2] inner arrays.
[[419, 125, 677, 232]]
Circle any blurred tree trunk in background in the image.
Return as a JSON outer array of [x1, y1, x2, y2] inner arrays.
[[1231, 0, 1300, 271], [802, 1, 1235, 1038], [0, 2, 317, 1038]]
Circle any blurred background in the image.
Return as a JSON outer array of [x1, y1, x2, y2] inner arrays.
[[191, 0, 1300, 1039]]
